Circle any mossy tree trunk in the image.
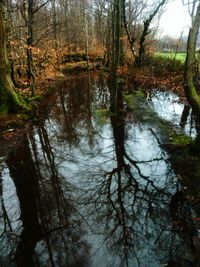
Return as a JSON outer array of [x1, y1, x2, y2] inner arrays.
[[184, 3, 200, 124], [0, 0, 26, 112], [136, 0, 167, 67]]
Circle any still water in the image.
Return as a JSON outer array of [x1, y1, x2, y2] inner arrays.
[[0, 73, 199, 267]]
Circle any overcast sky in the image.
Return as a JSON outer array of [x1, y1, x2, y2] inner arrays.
[[158, 0, 191, 38]]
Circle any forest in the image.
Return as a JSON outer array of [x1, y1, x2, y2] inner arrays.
[[0, 0, 189, 111], [1, 0, 200, 267]]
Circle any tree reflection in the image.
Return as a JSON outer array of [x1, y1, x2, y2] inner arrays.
[[6, 134, 41, 266], [79, 77, 200, 267], [1, 74, 200, 267], [49, 73, 110, 155], [169, 189, 200, 266], [1, 126, 89, 267]]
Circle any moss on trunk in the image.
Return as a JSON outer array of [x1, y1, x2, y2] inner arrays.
[[184, 4, 200, 123], [0, 0, 28, 113]]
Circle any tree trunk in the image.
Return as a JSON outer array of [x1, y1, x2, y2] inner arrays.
[[136, 19, 150, 67], [52, 0, 58, 49], [184, 3, 200, 124], [136, 0, 167, 67], [0, 0, 26, 112], [112, 0, 124, 73], [26, 0, 35, 96]]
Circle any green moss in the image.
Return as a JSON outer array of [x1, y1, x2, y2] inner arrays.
[[30, 95, 41, 101], [0, 104, 8, 113], [94, 108, 113, 124], [117, 77, 125, 84], [7, 90, 29, 113], [23, 95, 41, 105], [62, 52, 87, 63], [124, 90, 146, 109], [134, 90, 146, 98], [0, 81, 9, 113], [65, 63, 74, 71], [17, 113, 29, 120], [169, 133, 193, 146], [64, 62, 93, 72], [95, 56, 104, 61]]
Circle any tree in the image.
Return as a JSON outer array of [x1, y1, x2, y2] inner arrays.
[[122, 0, 145, 59], [136, 0, 167, 66], [113, 0, 124, 69], [25, 0, 36, 96], [121, 0, 167, 65], [184, 2, 200, 125], [0, 0, 26, 112], [93, 0, 108, 50]]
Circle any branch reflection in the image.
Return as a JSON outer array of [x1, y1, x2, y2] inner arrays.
[[79, 77, 200, 267], [1, 126, 89, 267], [1, 73, 200, 267]]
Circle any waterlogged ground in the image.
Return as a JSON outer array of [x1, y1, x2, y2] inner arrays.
[[0, 73, 200, 267]]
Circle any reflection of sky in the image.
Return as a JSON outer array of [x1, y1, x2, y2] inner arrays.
[[45, 88, 183, 188], [150, 91, 182, 124], [1, 167, 20, 229], [48, 90, 177, 266], [56, 114, 172, 189], [150, 90, 196, 136], [125, 125, 171, 186], [1, 77, 196, 267]]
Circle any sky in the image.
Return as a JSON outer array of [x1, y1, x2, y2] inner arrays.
[[158, 0, 191, 38]]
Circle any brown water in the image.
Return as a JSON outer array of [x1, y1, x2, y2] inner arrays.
[[0, 72, 199, 267]]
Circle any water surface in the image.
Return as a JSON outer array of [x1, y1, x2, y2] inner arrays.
[[0, 73, 199, 267]]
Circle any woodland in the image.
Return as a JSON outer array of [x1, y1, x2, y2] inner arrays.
[[0, 0, 199, 125], [1, 0, 200, 266], [0, 0, 191, 111], [0, 0, 199, 114]]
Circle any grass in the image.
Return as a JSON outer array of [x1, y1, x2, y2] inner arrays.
[[155, 52, 186, 63], [149, 53, 185, 75]]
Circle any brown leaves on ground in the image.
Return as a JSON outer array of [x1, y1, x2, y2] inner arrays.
[[127, 67, 186, 101]]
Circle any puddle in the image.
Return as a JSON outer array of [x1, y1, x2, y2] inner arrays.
[[0, 73, 199, 267]]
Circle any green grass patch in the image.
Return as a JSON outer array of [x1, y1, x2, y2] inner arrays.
[[155, 52, 186, 63], [149, 53, 185, 75]]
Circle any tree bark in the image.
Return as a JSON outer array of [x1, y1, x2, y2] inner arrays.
[[112, 0, 124, 73], [184, 3, 200, 124], [0, 0, 26, 112], [26, 0, 35, 96]]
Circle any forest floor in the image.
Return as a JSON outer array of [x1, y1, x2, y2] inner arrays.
[[127, 67, 184, 99]]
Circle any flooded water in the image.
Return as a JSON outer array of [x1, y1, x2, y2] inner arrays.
[[0, 72, 200, 267]]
